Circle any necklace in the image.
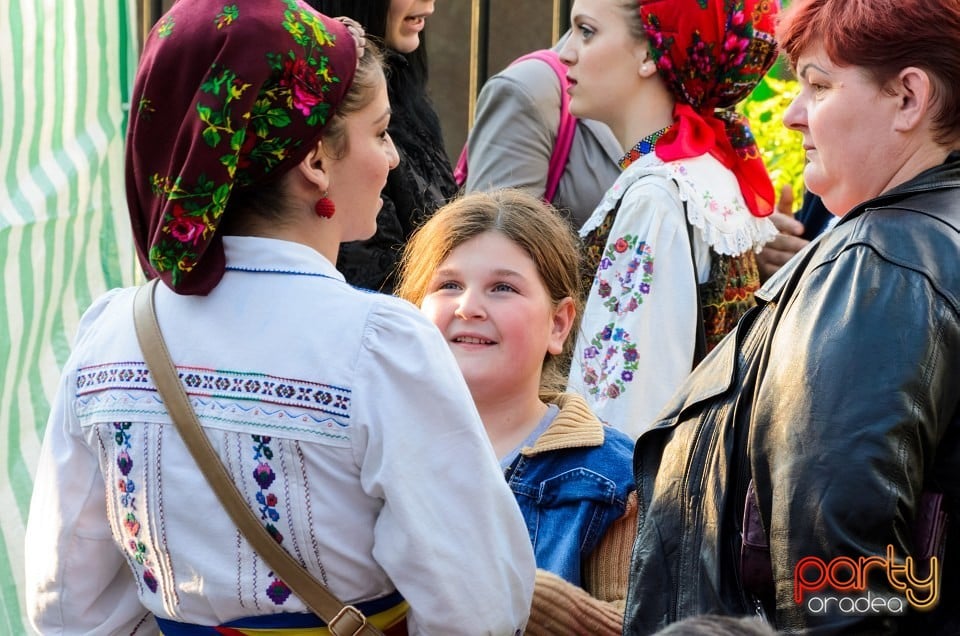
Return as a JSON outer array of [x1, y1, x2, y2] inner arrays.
[[618, 125, 672, 170]]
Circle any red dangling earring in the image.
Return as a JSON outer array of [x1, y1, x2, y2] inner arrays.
[[315, 193, 336, 219]]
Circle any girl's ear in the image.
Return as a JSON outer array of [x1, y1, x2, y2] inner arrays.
[[547, 297, 577, 356]]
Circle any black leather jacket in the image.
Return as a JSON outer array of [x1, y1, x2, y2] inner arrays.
[[624, 153, 960, 635]]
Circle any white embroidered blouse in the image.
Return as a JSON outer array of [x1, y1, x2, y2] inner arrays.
[[568, 153, 777, 440], [25, 236, 535, 635]]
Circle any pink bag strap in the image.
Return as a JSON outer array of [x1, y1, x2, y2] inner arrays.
[[455, 49, 578, 203], [514, 50, 576, 203], [453, 142, 469, 187]]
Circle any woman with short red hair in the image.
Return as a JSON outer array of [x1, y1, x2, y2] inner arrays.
[[625, 0, 960, 632]]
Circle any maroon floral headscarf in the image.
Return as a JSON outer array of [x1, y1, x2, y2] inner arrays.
[[638, 0, 780, 217], [126, 0, 357, 294]]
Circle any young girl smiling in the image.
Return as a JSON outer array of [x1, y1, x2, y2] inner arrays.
[[397, 189, 636, 634]]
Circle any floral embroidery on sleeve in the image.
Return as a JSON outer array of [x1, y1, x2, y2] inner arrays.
[[582, 324, 640, 400], [597, 234, 654, 316], [580, 234, 654, 400]]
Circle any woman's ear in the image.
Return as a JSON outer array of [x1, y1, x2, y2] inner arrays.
[[638, 47, 658, 79], [892, 67, 933, 134], [296, 139, 330, 194], [547, 296, 577, 356]]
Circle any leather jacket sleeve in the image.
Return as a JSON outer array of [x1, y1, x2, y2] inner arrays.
[[751, 241, 960, 633]]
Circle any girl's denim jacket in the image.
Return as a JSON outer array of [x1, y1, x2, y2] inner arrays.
[[505, 392, 636, 586]]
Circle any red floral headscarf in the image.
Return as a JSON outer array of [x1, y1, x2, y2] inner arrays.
[[639, 0, 780, 217], [126, 0, 358, 294]]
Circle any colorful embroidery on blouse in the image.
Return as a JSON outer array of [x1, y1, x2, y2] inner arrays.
[[618, 125, 671, 170], [251, 435, 292, 605], [579, 234, 653, 400], [699, 250, 761, 350], [580, 322, 640, 401], [596, 234, 654, 316], [113, 423, 159, 593], [75, 363, 353, 444], [665, 156, 776, 256], [581, 208, 618, 297]]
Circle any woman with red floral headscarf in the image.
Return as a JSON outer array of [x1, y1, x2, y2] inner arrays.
[[24, 1, 534, 633], [560, 0, 780, 440]]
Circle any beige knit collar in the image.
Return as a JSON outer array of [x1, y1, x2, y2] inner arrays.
[[520, 392, 606, 457]]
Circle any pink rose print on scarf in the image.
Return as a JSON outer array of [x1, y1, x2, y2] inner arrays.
[[166, 203, 207, 246], [281, 57, 324, 117]]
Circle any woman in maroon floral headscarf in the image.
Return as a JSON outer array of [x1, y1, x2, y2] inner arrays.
[[560, 0, 780, 441], [24, 1, 535, 633]]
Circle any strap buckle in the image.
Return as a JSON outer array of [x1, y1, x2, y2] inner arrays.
[[328, 604, 369, 636]]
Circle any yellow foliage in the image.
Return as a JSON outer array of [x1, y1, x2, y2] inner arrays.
[[738, 76, 805, 206]]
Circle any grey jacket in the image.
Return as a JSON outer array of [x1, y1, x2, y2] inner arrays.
[[464, 51, 622, 229]]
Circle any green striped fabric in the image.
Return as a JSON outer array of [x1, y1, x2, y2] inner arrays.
[[0, 0, 139, 631]]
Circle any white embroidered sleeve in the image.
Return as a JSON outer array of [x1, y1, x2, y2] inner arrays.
[[570, 178, 702, 440], [26, 290, 158, 635]]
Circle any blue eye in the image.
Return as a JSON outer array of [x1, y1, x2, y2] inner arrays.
[[492, 283, 517, 293]]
